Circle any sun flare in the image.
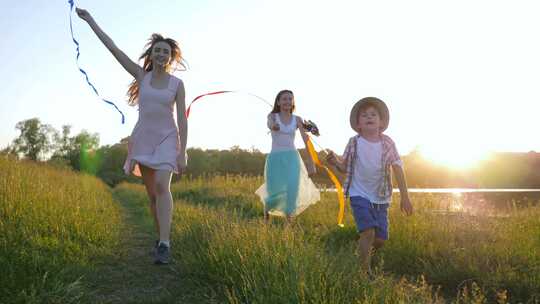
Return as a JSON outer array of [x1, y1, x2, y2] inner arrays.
[[419, 146, 490, 169]]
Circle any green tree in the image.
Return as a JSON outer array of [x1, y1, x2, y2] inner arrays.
[[52, 125, 73, 158], [11, 118, 56, 161], [96, 143, 138, 186], [68, 130, 100, 173]]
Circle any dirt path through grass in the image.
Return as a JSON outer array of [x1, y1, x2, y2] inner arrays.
[[82, 191, 217, 304]]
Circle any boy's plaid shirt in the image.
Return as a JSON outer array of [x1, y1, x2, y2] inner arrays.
[[341, 134, 401, 201]]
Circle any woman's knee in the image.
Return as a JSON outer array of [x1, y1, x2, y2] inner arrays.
[[155, 180, 170, 195], [153, 171, 172, 195]]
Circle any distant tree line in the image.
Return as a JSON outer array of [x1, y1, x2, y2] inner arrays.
[[3, 118, 540, 189]]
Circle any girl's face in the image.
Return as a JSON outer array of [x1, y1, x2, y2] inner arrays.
[[357, 106, 381, 133], [278, 92, 294, 113], [151, 41, 172, 67]]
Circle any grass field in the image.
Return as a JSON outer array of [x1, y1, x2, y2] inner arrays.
[[0, 157, 121, 303], [117, 175, 540, 303], [1, 157, 539, 303]]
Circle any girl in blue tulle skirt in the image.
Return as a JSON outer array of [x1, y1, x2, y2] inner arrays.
[[255, 90, 320, 221]]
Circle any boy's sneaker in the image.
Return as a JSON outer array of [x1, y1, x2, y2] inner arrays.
[[154, 243, 170, 265]]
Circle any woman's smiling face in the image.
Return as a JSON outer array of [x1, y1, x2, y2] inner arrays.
[[151, 41, 172, 67]]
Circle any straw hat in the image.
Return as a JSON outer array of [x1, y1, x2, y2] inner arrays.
[[349, 97, 390, 133]]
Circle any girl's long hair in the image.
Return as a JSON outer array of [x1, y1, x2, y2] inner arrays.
[[270, 89, 295, 114], [127, 33, 186, 106]]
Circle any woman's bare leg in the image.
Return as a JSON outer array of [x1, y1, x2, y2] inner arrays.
[[154, 170, 173, 243], [140, 165, 159, 236]]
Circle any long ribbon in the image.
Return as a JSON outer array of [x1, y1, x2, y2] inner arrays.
[[306, 137, 345, 227], [186, 91, 231, 118], [186, 90, 272, 118], [68, 0, 125, 124]]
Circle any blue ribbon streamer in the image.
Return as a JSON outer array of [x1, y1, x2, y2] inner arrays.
[[68, 0, 125, 124]]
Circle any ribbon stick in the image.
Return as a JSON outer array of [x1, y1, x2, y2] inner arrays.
[[306, 137, 345, 227], [68, 0, 125, 124]]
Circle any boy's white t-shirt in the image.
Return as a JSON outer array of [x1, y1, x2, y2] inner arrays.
[[348, 136, 403, 204]]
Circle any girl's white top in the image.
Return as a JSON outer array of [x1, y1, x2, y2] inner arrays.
[[269, 113, 297, 152]]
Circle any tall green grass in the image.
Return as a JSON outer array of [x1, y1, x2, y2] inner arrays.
[[116, 176, 540, 303], [0, 158, 121, 303]]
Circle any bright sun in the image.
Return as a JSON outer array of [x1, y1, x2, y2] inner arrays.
[[419, 146, 490, 169]]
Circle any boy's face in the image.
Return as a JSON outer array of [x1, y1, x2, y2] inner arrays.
[[356, 106, 381, 133]]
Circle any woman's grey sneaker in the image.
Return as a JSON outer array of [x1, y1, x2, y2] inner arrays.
[[149, 240, 159, 256], [154, 243, 170, 265]]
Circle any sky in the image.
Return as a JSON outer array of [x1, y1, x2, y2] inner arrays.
[[2, 0, 540, 166]]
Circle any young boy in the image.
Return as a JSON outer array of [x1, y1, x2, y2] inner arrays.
[[326, 97, 413, 276]]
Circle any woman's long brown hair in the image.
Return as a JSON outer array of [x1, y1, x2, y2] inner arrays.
[[127, 33, 186, 106]]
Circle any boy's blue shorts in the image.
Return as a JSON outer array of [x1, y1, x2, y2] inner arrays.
[[350, 196, 389, 240]]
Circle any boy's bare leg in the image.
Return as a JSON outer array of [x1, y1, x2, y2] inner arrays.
[[358, 228, 376, 275], [373, 237, 385, 251]]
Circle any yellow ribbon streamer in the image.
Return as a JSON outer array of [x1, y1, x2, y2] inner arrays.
[[306, 137, 345, 227]]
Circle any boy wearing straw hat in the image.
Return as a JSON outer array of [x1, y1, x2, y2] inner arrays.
[[326, 97, 413, 276]]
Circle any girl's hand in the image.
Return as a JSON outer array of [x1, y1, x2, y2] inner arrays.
[[177, 153, 187, 175], [76, 8, 94, 23], [268, 114, 279, 131]]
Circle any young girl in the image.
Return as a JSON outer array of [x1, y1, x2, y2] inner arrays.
[[255, 90, 320, 222], [77, 8, 188, 264]]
